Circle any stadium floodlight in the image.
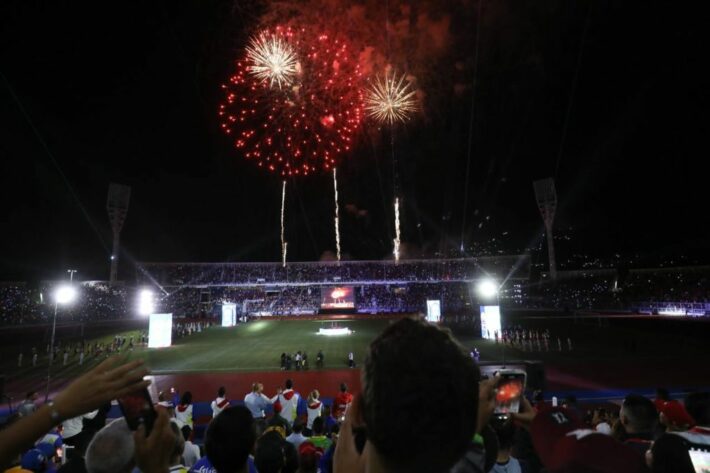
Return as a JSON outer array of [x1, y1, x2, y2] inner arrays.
[[47, 284, 78, 402], [54, 286, 77, 305], [138, 289, 156, 316], [476, 279, 499, 300]]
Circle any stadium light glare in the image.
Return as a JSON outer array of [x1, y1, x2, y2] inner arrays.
[[55, 286, 77, 305], [476, 279, 499, 300], [138, 289, 155, 316]]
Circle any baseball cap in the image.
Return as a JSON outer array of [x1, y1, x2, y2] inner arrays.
[[660, 400, 695, 427], [21, 449, 48, 472], [530, 407, 649, 473]]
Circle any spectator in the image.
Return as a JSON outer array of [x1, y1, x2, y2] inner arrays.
[[17, 392, 39, 418], [211, 387, 229, 419], [194, 406, 256, 473], [244, 383, 277, 419], [286, 421, 309, 450], [306, 390, 322, 433], [85, 419, 134, 473], [267, 403, 291, 436], [58, 428, 93, 473], [276, 379, 300, 427], [20, 449, 50, 473], [333, 383, 353, 419], [168, 422, 187, 473], [490, 422, 522, 473], [176, 392, 194, 430], [181, 426, 201, 468], [647, 392, 710, 473], [658, 400, 694, 432], [592, 408, 612, 435], [335, 318, 481, 473], [297, 441, 322, 473], [321, 406, 337, 436], [619, 394, 658, 455], [511, 399, 649, 472], [654, 388, 671, 412], [255, 430, 297, 473], [308, 417, 331, 452]]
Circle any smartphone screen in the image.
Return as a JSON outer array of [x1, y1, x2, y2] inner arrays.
[[117, 388, 156, 434], [495, 371, 526, 415], [689, 448, 710, 473]]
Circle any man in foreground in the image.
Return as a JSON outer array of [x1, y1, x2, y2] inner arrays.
[[334, 317, 482, 473]]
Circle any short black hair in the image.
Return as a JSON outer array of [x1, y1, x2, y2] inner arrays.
[[180, 391, 193, 405], [218, 386, 226, 397], [255, 431, 285, 473], [205, 406, 256, 473], [685, 392, 710, 426], [311, 417, 324, 435], [340, 383, 347, 392], [656, 388, 670, 401], [622, 394, 658, 432], [292, 421, 304, 434], [285, 379, 293, 389], [492, 421, 516, 450], [181, 425, 192, 442], [362, 318, 479, 473]]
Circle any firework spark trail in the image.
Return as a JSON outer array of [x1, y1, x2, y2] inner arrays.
[[365, 71, 417, 125], [245, 32, 298, 89], [333, 168, 341, 262], [281, 180, 287, 267], [393, 197, 401, 262]]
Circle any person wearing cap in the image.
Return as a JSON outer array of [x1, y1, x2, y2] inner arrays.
[[19, 449, 49, 473], [510, 397, 650, 473], [267, 402, 291, 436], [659, 400, 694, 432], [648, 392, 710, 473], [297, 441, 323, 473]]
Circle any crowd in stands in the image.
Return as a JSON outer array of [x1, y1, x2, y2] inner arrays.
[[137, 257, 529, 287], [2, 263, 710, 326], [2, 317, 708, 473]]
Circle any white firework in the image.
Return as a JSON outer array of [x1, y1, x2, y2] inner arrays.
[[246, 33, 298, 89], [365, 71, 417, 124]]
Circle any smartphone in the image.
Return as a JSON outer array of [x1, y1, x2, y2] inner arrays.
[[689, 448, 710, 473], [494, 369, 526, 415], [117, 387, 157, 435]]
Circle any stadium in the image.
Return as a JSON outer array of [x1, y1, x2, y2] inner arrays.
[[1, 1, 708, 473]]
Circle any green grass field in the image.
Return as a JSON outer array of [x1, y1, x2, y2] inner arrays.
[[132, 319, 391, 373]]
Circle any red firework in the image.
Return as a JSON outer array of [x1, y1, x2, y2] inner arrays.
[[219, 27, 364, 177]]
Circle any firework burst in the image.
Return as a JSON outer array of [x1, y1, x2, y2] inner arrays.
[[245, 32, 298, 89], [365, 71, 417, 125], [219, 28, 364, 177]]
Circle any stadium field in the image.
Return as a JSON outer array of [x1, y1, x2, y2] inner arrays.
[[130, 318, 391, 373]]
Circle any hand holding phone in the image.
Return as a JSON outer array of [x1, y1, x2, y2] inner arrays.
[[118, 388, 157, 436]]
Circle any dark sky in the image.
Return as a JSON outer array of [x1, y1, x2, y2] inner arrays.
[[0, 0, 706, 281]]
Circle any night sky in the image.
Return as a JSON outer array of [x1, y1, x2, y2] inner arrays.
[[0, 0, 706, 281]]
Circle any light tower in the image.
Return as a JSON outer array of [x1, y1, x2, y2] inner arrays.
[[533, 178, 558, 281], [106, 183, 131, 285]]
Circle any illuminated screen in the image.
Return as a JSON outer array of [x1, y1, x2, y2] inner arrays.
[[221, 303, 237, 327], [480, 305, 501, 340], [148, 313, 173, 348], [320, 287, 355, 309], [426, 300, 441, 323]]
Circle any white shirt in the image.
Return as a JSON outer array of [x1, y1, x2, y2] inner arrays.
[[62, 410, 98, 439], [285, 432, 309, 449], [596, 422, 612, 435], [211, 397, 229, 418], [175, 404, 193, 428], [307, 401, 322, 429], [183, 440, 201, 467], [278, 389, 300, 424], [244, 392, 275, 418]]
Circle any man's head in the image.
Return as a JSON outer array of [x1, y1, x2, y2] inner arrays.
[[685, 392, 710, 427], [361, 317, 479, 473], [621, 394, 658, 434], [285, 379, 293, 390], [181, 425, 192, 442], [26, 391, 38, 401], [252, 382, 263, 393], [255, 431, 287, 473], [205, 406, 257, 473], [292, 421, 304, 434], [180, 391, 193, 405], [218, 386, 227, 397], [340, 383, 348, 393], [312, 417, 324, 436], [169, 421, 186, 465], [85, 419, 135, 473]]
